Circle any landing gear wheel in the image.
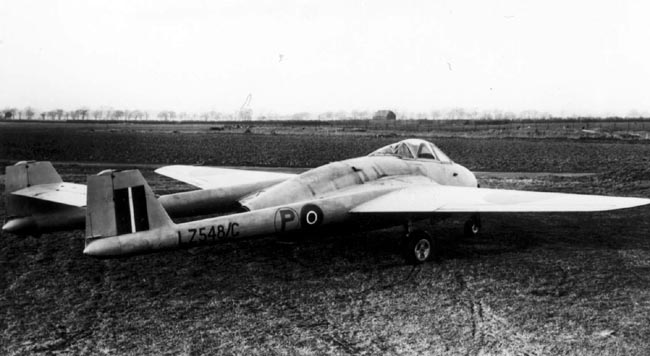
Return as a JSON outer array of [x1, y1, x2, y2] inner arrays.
[[403, 230, 437, 264], [464, 214, 481, 238]]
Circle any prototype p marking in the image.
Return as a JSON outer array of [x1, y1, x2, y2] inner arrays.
[[274, 205, 324, 233], [274, 208, 299, 232]]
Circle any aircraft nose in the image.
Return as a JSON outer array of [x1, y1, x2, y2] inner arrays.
[[83, 237, 122, 257], [470, 171, 479, 187], [455, 164, 478, 187]]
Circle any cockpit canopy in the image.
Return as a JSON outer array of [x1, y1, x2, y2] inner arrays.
[[369, 139, 452, 162]]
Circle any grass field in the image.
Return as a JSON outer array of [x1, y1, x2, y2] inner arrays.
[[1, 122, 650, 355], [3, 117, 650, 140], [2, 121, 650, 173]]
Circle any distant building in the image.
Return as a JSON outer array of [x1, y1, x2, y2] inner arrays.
[[373, 110, 396, 120]]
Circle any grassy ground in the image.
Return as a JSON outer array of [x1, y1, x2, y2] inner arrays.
[[1, 123, 650, 355]]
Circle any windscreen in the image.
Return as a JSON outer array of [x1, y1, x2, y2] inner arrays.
[[431, 144, 451, 162], [369, 139, 450, 162], [369, 142, 415, 159]]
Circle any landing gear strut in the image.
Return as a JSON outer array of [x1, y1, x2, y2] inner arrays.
[[464, 213, 481, 238]]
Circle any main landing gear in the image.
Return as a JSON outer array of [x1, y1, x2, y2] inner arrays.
[[402, 222, 438, 264], [401, 214, 482, 264]]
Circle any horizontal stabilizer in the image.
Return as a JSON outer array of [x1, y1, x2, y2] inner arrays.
[[155, 165, 295, 190], [11, 182, 87, 207], [351, 186, 650, 213]]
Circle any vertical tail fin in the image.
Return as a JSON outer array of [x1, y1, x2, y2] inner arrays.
[[5, 161, 62, 194], [5, 161, 64, 219], [86, 169, 172, 240]]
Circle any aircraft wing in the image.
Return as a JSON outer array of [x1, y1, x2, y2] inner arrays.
[[10, 182, 87, 207], [351, 185, 650, 213], [155, 165, 297, 190]]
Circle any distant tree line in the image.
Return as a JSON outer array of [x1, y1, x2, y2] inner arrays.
[[1, 106, 649, 122], [0, 107, 243, 122]]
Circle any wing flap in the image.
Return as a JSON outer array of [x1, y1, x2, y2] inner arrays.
[[351, 185, 650, 213], [155, 165, 296, 190], [11, 182, 87, 207]]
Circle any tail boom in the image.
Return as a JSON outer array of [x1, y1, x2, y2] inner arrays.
[[4, 161, 85, 235], [83, 181, 387, 257]]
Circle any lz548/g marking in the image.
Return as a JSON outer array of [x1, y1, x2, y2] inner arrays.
[[177, 222, 239, 245]]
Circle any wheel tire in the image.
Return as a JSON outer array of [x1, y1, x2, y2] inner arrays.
[[464, 216, 481, 238], [403, 230, 436, 264]]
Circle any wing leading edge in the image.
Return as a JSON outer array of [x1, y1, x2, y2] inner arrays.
[[351, 185, 650, 213]]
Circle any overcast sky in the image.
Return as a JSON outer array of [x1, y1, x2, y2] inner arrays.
[[1, 0, 649, 116]]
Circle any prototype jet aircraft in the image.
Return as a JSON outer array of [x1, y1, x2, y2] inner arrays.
[[74, 139, 650, 264]]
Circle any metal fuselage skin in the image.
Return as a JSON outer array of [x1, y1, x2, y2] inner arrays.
[[83, 156, 477, 257]]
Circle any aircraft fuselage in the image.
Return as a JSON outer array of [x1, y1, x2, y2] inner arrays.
[[241, 156, 477, 211]]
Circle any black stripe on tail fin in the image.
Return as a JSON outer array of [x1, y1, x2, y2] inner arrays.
[[114, 185, 150, 235], [86, 170, 172, 239]]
